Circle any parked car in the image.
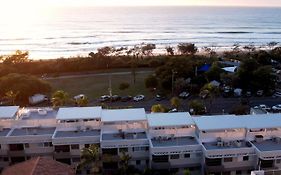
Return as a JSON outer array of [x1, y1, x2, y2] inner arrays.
[[256, 90, 264, 97], [272, 91, 281, 98], [272, 104, 281, 111], [168, 108, 178, 113], [111, 95, 121, 102], [121, 96, 132, 102], [254, 104, 270, 111], [178, 91, 190, 99], [133, 95, 145, 102], [155, 94, 166, 101], [245, 91, 252, 97], [98, 95, 110, 102]]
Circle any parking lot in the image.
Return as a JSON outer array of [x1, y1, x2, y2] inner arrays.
[[90, 95, 281, 115]]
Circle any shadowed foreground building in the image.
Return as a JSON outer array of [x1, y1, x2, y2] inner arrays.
[[1, 156, 75, 175], [0, 106, 281, 175]]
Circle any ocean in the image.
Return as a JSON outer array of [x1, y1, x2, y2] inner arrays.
[[0, 6, 281, 59]]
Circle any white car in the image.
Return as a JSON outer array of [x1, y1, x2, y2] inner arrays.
[[133, 95, 145, 102], [179, 91, 190, 99], [272, 104, 281, 111], [254, 104, 270, 111]]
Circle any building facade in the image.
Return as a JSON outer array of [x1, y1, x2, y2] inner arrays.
[[0, 106, 281, 175]]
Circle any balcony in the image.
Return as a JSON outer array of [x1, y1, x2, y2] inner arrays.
[[150, 136, 201, 154], [5, 127, 55, 144], [52, 129, 100, 145], [251, 138, 281, 160], [202, 140, 255, 158], [101, 131, 149, 148]]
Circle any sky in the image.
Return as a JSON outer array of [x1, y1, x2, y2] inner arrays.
[[1, 0, 281, 8]]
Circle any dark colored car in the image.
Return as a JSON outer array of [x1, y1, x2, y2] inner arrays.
[[121, 96, 132, 102], [111, 95, 121, 102]]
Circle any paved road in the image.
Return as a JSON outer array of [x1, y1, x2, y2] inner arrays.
[[44, 70, 153, 80], [91, 96, 281, 115]]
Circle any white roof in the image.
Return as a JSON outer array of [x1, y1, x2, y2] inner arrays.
[[0, 106, 19, 119], [56, 107, 102, 120], [222, 66, 237, 73], [101, 108, 146, 122], [193, 115, 242, 130], [147, 112, 194, 127], [242, 114, 281, 129], [193, 114, 281, 131]]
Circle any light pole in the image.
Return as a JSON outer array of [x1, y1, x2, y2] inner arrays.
[[172, 69, 177, 95]]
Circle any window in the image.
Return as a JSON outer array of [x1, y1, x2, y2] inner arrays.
[[119, 148, 128, 152], [243, 156, 249, 161], [184, 154, 190, 158], [0, 144, 1, 149], [24, 143, 29, 148], [224, 157, 232, 162], [136, 160, 141, 165], [71, 144, 79, 150], [276, 159, 281, 164], [170, 154, 180, 159], [3, 157, 9, 162], [44, 142, 52, 147], [72, 157, 80, 162], [146, 159, 149, 165], [133, 147, 147, 152], [85, 144, 90, 148], [236, 170, 242, 175]]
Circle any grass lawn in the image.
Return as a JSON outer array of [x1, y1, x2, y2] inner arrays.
[[47, 71, 153, 101]]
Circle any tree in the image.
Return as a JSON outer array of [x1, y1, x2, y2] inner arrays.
[[183, 169, 191, 175], [75, 96, 89, 107], [97, 46, 114, 57], [252, 66, 275, 93], [0, 73, 51, 103], [151, 104, 167, 113], [118, 151, 132, 175], [205, 62, 223, 81], [2, 50, 29, 65], [119, 82, 130, 91], [78, 144, 100, 174], [141, 43, 156, 56], [170, 97, 181, 109], [177, 43, 198, 55], [174, 78, 189, 93], [165, 46, 175, 56], [201, 83, 220, 113], [267, 41, 278, 50], [145, 75, 158, 89], [4, 90, 19, 105], [51, 90, 69, 107], [189, 100, 206, 115]]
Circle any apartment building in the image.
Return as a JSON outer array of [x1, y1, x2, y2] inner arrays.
[[147, 112, 202, 174], [100, 108, 149, 172], [194, 115, 256, 175], [0, 106, 281, 175]]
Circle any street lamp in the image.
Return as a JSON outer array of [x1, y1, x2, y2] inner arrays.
[[172, 69, 177, 95]]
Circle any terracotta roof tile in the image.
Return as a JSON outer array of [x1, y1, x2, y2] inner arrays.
[[2, 157, 75, 175]]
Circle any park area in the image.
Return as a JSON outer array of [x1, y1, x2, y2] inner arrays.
[[46, 70, 153, 102]]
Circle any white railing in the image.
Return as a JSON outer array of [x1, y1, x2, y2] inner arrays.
[[101, 138, 149, 148], [52, 135, 100, 145], [4, 135, 52, 144], [151, 144, 202, 155]]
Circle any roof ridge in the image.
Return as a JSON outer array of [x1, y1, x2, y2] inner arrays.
[[30, 157, 40, 175]]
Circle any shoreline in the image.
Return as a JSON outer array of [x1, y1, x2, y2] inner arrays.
[[22, 43, 276, 61]]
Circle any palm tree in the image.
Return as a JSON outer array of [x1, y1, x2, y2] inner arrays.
[[78, 144, 100, 174], [4, 90, 19, 105], [201, 83, 219, 113], [51, 90, 69, 107], [170, 97, 181, 110]]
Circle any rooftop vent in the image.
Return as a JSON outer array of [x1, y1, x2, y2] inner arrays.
[[255, 135, 263, 143]]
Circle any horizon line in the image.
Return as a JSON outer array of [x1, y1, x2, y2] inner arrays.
[[56, 5, 281, 8]]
